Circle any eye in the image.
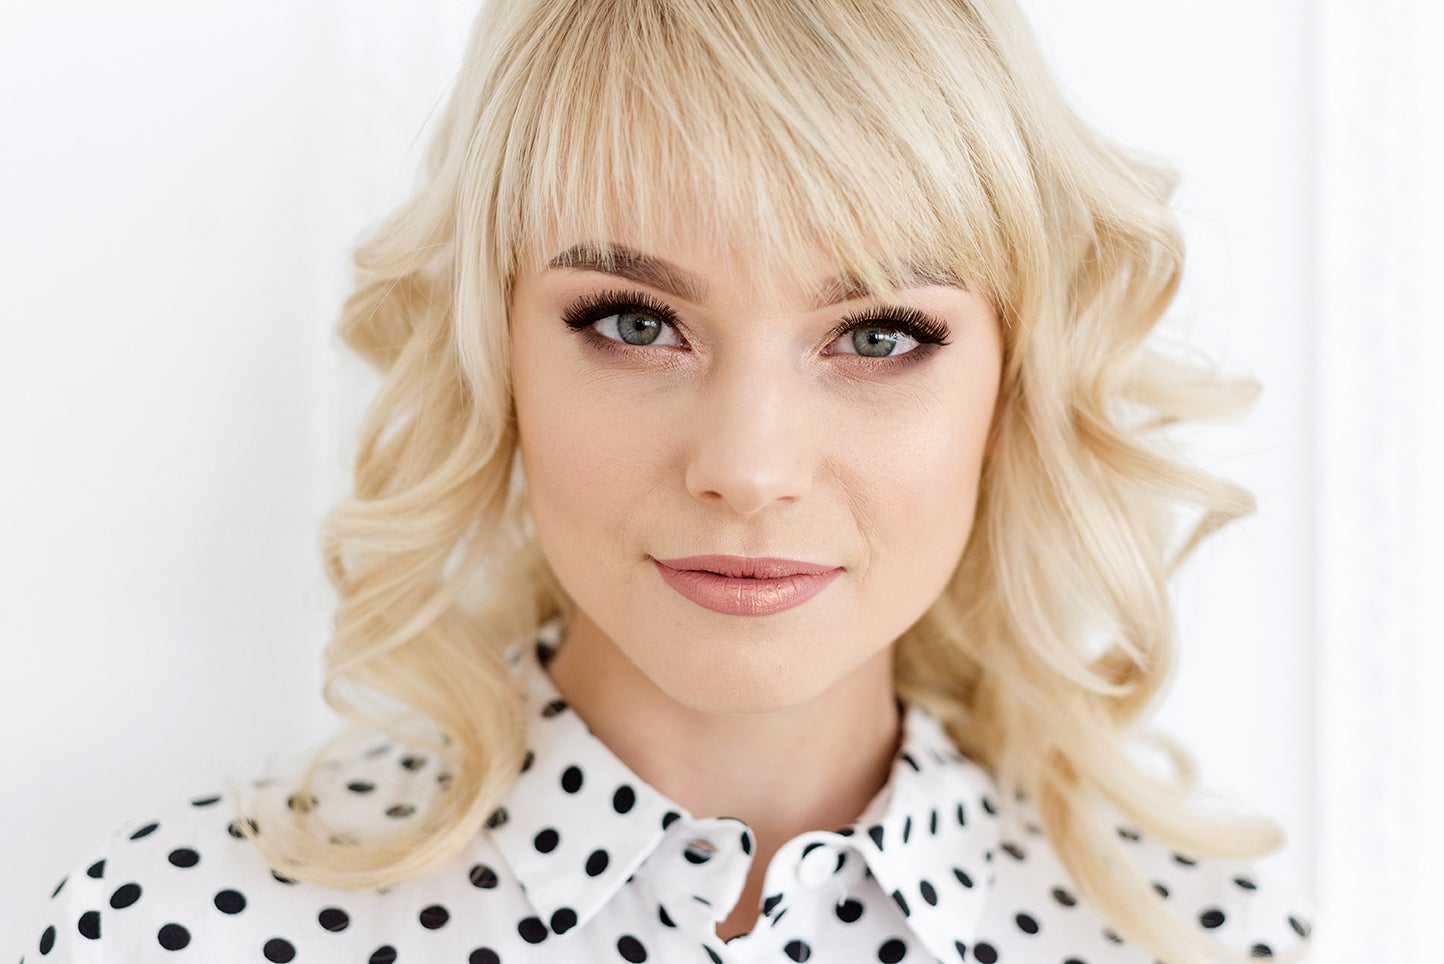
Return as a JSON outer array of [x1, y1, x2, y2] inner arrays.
[[560, 289, 686, 351], [830, 326, 921, 358], [824, 306, 952, 362]]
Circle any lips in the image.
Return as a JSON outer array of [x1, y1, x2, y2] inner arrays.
[[653, 555, 839, 579], [651, 556, 844, 616]]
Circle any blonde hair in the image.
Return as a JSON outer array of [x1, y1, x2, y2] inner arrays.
[[230, 1, 1288, 961]]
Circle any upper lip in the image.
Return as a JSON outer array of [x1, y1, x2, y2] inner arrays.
[[653, 555, 841, 578]]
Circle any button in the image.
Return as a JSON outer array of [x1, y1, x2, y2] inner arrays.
[[683, 838, 717, 864], [796, 841, 838, 889]]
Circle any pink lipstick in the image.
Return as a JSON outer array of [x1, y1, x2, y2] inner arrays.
[[651, 555, 843, 616]]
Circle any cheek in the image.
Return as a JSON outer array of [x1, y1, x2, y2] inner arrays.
[[848, 389, 991, 591], [512, 346, 667, 563]]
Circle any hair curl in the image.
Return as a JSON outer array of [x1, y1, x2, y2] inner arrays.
[[230, 2, 1286, 961]]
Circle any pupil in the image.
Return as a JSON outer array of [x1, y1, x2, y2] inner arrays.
[[855, 329, 898, 357], [619, 312, 660, 345]]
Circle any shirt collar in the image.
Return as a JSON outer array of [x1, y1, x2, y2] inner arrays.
[[488, 632, 1003, 959]]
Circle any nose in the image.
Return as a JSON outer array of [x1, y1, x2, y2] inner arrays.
[[683, 355, 814, 516]]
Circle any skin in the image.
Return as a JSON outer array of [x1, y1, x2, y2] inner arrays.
[[507, 226, 1004, 940]]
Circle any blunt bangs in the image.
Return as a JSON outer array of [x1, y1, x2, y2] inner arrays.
[[484, 0, 1027, 314]]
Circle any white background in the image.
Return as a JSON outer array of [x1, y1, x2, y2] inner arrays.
[[3, 1, 1439, 960]]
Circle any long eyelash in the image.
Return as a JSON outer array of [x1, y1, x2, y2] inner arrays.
[[559, 287, 953, 370], [824, 306, 953, 353], [560, 288, 681, 336]]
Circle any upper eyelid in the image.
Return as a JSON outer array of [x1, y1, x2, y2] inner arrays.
[[567, 286, 934, 339]]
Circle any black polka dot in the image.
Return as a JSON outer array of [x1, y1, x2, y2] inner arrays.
[[86, 859, 106, 879], [286, 793, 318, 812], [227, 818, 260, 839], [420, 904, 450, 928], [551, 907, 578, 934], [661, 810, 680, 829], [110, 883, 142, 909], [1152, 881, 1170, 899], [1199, 907, 1225, 929], [157, 923, 190, 950], [973, 942, 999, 963], [877, 938, 906, 963], [400, 754, 426, 771], [190, 794, 221, 807], [1116, 825, 1141, 842], [534, 828, 560, 853], [470, 863, 500, 888], [1051, 885, 1076, 906], [1288, 915, 1311, 939], [214, 889, 247, 914], [1103, 926, 1124, 944], [891, 889, 910, 917], [785, 939, 812, 961], [613, 785, 637, 813], [1016, 911, 1040, 934], [920, 880, 938, 906], [518, 917, 547, 943], [270, 869, 298, 885], [78, 910, 100, 940], [542, 698, 568, 717], [521, 750, 535, 772], [167, 848, 199, 868], [835, 897, 864, 923], [385, 803, 416, 819], [705, 946, 723, 963], [764, 893, 784, 915], [867, 825, 885, 849], [318, 907, 350, 931], [486, 807, 509, 829], [929, 809, 939, 835], [347, 781, 375, 794], [954, 942, 968, 960], [740, 830, 753, 855], [1172, 851, 1198, 867], [39, 925, 55, 954], [980, 794, 997, 815], [953, 867, 974, 888], [586, 849, 610, 876], [956, 803, 967, 826], [369, 945, 397, 964], [617, 934, 648, 962], [1234, 875, 1258, 891], [129, 822, 159, 840], [1250, 945, 1275, 958], [470, 950, 501, 964], [263, 937, 296, 962], [1001, 841, 1026, 861], [659, 904, 676, 927], [561, 765, 584, 793]]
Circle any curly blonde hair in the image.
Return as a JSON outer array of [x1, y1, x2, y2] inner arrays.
[[230, 2, 1287, 961]]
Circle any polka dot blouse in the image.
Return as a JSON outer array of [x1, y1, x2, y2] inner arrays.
[[22, 634, 1315, 963]]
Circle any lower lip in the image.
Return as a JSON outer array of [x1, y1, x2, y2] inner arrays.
[[652, 560, 843, 616]]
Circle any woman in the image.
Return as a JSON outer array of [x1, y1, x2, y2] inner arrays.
[[21, 0, 1315, 961]]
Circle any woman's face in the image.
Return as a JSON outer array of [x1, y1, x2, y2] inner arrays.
[[508, 228, 1004, 715]]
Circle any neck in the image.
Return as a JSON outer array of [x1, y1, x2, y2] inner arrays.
[[545, 615, 902, 848]]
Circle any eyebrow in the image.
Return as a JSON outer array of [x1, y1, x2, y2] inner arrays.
[[546, 242, 967, 311]]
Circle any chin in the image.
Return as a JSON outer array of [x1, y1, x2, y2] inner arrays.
[[638, 637, 839, 717]]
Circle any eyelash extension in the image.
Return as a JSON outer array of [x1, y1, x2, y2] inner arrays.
[[559, 287, 953, 371]]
